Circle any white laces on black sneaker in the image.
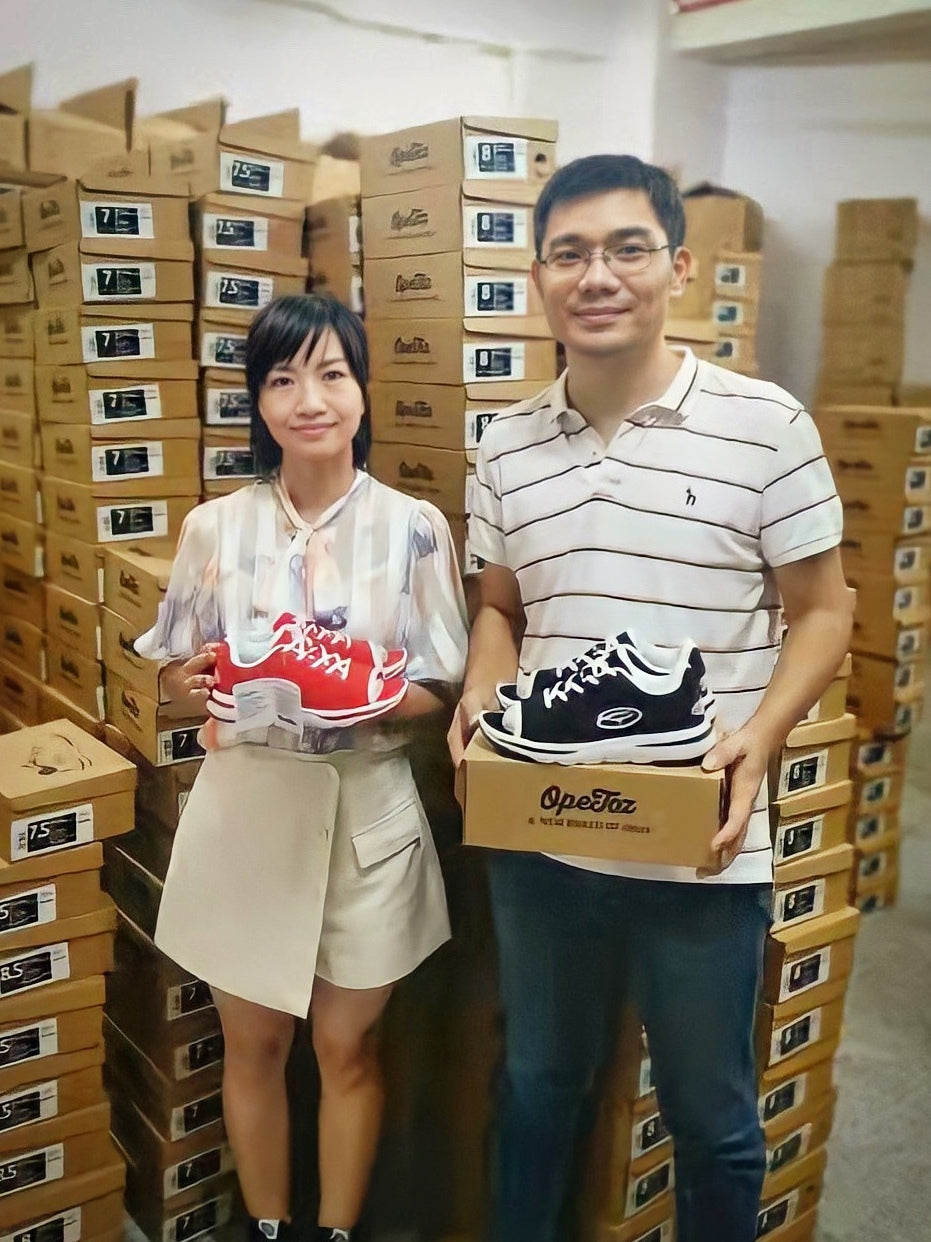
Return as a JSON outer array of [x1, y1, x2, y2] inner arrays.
[[542, 656, 621, 707]]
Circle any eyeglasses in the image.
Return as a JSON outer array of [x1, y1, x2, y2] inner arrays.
[[540, 242, 673, 276]]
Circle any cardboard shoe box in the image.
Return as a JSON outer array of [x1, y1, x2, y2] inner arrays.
[[35, 362, 199, 427], [0, 304, 34, 359], [0, 462, 42, 526], [32, 243, 194, 309], [102, 546, 171, 632], [0, 248, 33, 306], [367, 316, 556, 386], [770, 780, 853, 869], [43, 638, 105, 724], [756, 982, 847, 1072], [0, 661, 42, 727], [139, 98, 225, 199], [197, 191, 306, 260], [0, 616, 46, 682], [773, 714, 857, 801], [0, 976, 105, 1095], [197, 311, 249, 371], [835, 198, 918, 264], [135, 760, 201, 834], [45, 586, 102, 663], [112, 1091, 231, 1204], [40, 421, 201, 496], [34, 304, 194, 369], [104, 673, 205, 769], [0, 1128, 120, 1229], [0, 844, 103, 949], [43, 532, 104, 605], [369, 379, 539, 456], [818, 324, 905, 387], [0, 719, 136, 865], [0, 1158, 125, 1239], [849, 804, 899, 851], [0, 409, 40, 469], [0, 898, 115, 1004], [368, 442, 472, 517], [100, 606, 159, 699], [762, 907, 859, 1007], [198, 253, 307, 324], [41, 476, 198, 548], [0, 1063, 105, 1145], [457, 733, 726, 870], [759, 1050, 834, 1139], [0, 514, 43, 579], [201, 368, 250, 427], [821, 261, 908, 326], [838, 529, 931, 585], [215, 110, 317, 202], [0, 357, 36, 415], [850, 732, 908, 778], [853, 767, 905, 815], [0, 566, 45, 629], [848, 651, 925, 735], [772, 844, 854, 930]]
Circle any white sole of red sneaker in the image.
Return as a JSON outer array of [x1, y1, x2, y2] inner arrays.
[[478, 710, 718, 766], [208, 677, 408, 731]]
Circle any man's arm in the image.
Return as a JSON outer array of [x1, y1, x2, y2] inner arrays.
[[447, 563, 525, 766], [700, 546, 854, 874]]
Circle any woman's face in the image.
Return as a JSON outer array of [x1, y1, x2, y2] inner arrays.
[[258, 328, 364, 469]]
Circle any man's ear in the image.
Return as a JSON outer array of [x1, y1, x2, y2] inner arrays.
[[669, 246, 693, 299], [531, 257, 543, 299]]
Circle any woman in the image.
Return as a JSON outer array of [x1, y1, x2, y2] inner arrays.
[[135, 295, 469, 1242]]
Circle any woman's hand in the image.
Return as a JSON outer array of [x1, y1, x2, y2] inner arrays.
[[159, 646, 218, 716]]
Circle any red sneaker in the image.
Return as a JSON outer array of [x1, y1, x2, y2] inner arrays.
[[207, 626, 408, 733], [273, 613, 407, 677]]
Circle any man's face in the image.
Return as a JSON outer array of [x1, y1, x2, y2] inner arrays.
[[532, 188, 690, 360]]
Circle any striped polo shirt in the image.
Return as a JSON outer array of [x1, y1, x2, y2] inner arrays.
[[469, 348, 843, 885]]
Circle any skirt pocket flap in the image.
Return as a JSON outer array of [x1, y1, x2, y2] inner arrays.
[[351, 799, 422, 870]]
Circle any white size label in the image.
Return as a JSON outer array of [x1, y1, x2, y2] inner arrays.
[[464, 275, 529, 316], [463, 135, 528, 180], [860, 776, 893, 808], [780, 946, 831, 1001], [0, 1206, 81, 1242], [715, 261, 749, 292], [757, 1190, 800, 1236], [173, 1029, 224, 1079], [90, 383, 163, 424], [771, 1007, 822, 1064], [712, 300, 746, 328], [219, 152, 285, 198], [81, 323, 155, 363], [633, 1109, 670, 1159], [205, 386, 251, 425], [855, 812, 886, 842], [0, 1079, 59, 1134], [637, 1053, 653, 1098], [778, 747, 828, 798], [894, 544, 921, 575], [859, 850, 890, 881], [97, 500, 169, 542], [0, 943, 70, 997], [81, 262, 156, 301], [466, 408, 501, 453], [202, 214, 269, 251], [156, 726, 206, 767], [205, 271, 275, 311], [202, 446, 256, 481], [169, 1088, 223, 1140], [897, 626, 922, 659], [773, 878, 825, 929], [201, 331, 249, 369], [0, 885, 57, 937], [0, 1142, 63, 1198], [759, 1071, 806, 1125], [92, 442, 164, 482], [900, 507, 928, 536], [350, 271, 363, 316], [163, 1190, 232, 1242], [348, 215, 361, 255], [10, 802, 94, 861], [916, 426, 931, 453], [80, 201, 155, 240], [0, 1019, 58, 1070], [164, 1144, 233, 1197], [463, 206, 528, 249], [774, 814, 824, 864], [858, 740, 892, 769], [766, 1121, 813, 1173], [464, 343, 525, 383], [625, 1157, 674, 1219]]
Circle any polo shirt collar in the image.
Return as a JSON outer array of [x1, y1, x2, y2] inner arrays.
[[549, 347, 701, 426]]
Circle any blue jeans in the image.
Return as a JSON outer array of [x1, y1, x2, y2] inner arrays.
[[486, 851, 771, 1242]]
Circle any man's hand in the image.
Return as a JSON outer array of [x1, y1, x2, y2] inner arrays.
[[699, 723, 771, 877], [447, 686, 496, 768]]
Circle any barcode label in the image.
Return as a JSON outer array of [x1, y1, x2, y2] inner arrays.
[[81, 324, 155, 363], [81, 263, 156, 301], [202, 214, 268, 251], [0, 886, 56, 937], [205, 272, 274, 310], [10, 804, 93, 861], [219, 152, 285, 198], [463, 206, 528, 248], [90, 384, 162, 424], [463, 136, 528, 180], [464, 343, 525, 382], [92, 443, 164, 482], [464, 276, 528, 316], [80, 202, 155, 240], [97, 501, 168, 542]]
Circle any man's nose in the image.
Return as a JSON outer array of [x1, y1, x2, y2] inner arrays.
[[577, 252, 623, 292]]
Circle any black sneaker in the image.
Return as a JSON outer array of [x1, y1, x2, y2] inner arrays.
[[316, 1231, 353, 1242], [496, 631, 714, 715], [479, 639, 716, 765]]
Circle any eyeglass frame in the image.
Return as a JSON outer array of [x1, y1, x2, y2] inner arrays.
[[538, 240, 678, 277]]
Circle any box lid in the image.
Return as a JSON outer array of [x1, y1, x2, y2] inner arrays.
[[136, 97, 226, 142], [0, 719, 137, 811], [774, 843, 854, 886], [0, 840, 103, 887], [768, 905, 860, 955], [0, 64, 32, 116], [220, 109, 317, 164], [772, 778, 853, 819], [784, 712, 857, 749]]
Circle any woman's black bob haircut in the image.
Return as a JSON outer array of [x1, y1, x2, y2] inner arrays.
[[245, 294, 372, 477]]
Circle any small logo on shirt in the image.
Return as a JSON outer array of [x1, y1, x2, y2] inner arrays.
[[685, 487, 696, 507], [596, 707, 643, 731]]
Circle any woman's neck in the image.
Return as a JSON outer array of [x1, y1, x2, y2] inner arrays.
[[279, 455, 357, 525]]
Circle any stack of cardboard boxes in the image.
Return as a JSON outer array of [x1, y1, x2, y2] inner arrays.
[[667, 183, 765, 378], [817, 199, 919, 407], [360, 117, 558, 575], [0, 718, 135, 1242], [307, 191, 363, 315]]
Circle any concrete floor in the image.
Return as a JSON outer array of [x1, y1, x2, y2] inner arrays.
[[816, 683, 931, 1242]]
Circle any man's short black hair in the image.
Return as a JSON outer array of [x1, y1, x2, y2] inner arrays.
[[245, 294, 372, 477], [533, 154, 686, 257]]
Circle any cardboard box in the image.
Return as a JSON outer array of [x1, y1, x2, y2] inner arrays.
[[819, 324, 904, 386], [457, 733, 726, 869], [104, 673, 205, 769], [0, 170, 66, 251], [27, 79, 134, 181], [139, 99, 226, 199], [32, 243, 194, 309], [198, 253, 306, 323], [0, 357, 35, 415], [799, 654, 851, 725], [41, 477, 198, 547], [0, 1094, 109, 1159], [854, 870, 899, 913], [0, 660, 41, 725], [43, 639, 105, 724], [849, 803, 899, 850], [0, 1127, 117, 1224], [33, 304, 194, 369], [362, 183, 537, 267], [682, 185, 764, 252], [215, 110, 317, 202], [0, 980, 104, 1091], [308, 247, 362, 314], [113, 1093, 232, 1207], [593, 1193, 674, 1241], [105, 1003, 223, 1087], [855, 835, 899, 887], [835, 198, 918, 263], [135, 760, 201, 835], [44, 586, 102, 663], [770, 780, 853, 868], [817, 381, 895, 407], [850, 732, 908, 777], [197, 191, 305, 260], [0, 616, 45, 683], [0, 1063, 105, 1144], [0, 566, 45, 629], [0, 515, 42, 579], [197, 311, 249, 370], [0, 463, 41, 526], [759, 1051, 834, 1137], [822, 262, 907, 325], [773, 714, 857, 800], [763, 907, 859, 1005], [0, 66, 30, 171], [35, 685, 104, 745], [839, 530, 931, 585], [772, 844, 854, 930], [101, 547, 171, 631], [368, 379, 537, 456], [22, 162, 192, 258], [829, 455, 931, 509], [763, 1093, 834, 1191], [367, 317, 556, 386], [363, 252, 548, 335], [850, 596, 930, 662], [360, 116, 557, 196], [0, 409, 40, 469], [201, 431, 256, 489], [817, 404, 931, 460], [0, 305, 33, 358], [0, 852, 102, 946], [756, 984, 846, 1071], [0, 1158, 124, 1237], [43, 532, 104, 605], [306, 193, 360, 257], [675, 250, 763, 320], [848, 651, 924, 734], [99, 607, 158, 701], [200, 368, 250, 427], [40, 422, 201, 495], [35, 363, 199, 427], [848, 569, 929, 627], [369, 442, 471, 517], [853, 767, 905, 813], [0, 719, 136, 865], [0, 917, 114, 1005], [0, 248, 33, 305]]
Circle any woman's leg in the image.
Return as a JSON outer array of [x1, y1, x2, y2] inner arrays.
[[212, 988, 296, 1220], [309, 976, 394, 1231]]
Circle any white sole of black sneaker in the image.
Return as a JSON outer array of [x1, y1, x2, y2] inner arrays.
[[208, 677, 408, 730], [478, 710, 718, 766]]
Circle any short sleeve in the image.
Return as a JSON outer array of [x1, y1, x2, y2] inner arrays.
[[760, 409, 843, 568], [468, 433, 508, 567], [402, 504, 469, 685], [133, 505, 223, 661]]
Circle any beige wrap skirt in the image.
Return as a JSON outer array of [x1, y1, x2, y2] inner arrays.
[[153, 744, 451, 1017]]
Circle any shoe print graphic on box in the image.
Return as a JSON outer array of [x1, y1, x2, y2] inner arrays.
[[479, 636, 716, 765], [207, 612, 408, 736]]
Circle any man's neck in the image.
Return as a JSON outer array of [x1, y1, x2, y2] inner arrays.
[[565, 342, 683, 445]]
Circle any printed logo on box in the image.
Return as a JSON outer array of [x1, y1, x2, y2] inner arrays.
[[90, 384, 162, 424], [80, 202, 155, 240]]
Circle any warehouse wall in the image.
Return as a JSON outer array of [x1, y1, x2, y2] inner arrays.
[[720, 59, 931, 405]]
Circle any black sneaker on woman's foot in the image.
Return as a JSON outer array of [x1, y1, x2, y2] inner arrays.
[[317, 1231, 352, 1242]]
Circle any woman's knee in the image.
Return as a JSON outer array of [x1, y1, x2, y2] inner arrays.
[[312, 1020, 379, 1086], [218, 1008, 294, 1075]]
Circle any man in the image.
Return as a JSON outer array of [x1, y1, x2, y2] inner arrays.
[[449, 155, 852, 1242]]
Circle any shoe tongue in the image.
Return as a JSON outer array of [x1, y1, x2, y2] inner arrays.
[[272, 611, 298, 628], [501, 702, 521, 732]]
